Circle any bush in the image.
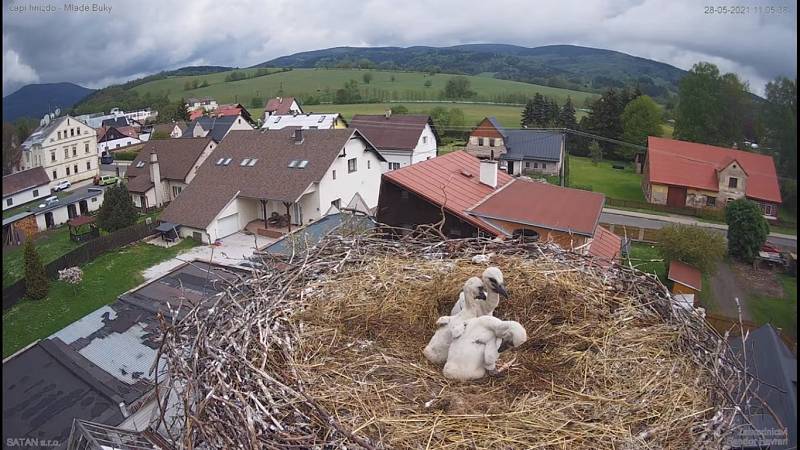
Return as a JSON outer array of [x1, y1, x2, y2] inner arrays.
[[97, 184, 138, 232], [23, 239, 49, 300], [390, 105, 409, 115], [655, 224, 726, 273], [113, 150, 139, 161], [726, 199, 769, 263]]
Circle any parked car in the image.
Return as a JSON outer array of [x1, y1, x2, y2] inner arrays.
[[53, 180, 71, 192], [38, 196, 59, 208], [97, 175, 119, 186], [100, 154, 114, 165]]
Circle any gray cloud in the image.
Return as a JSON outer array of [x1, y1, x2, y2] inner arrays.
[[2, 0, 796, 95]]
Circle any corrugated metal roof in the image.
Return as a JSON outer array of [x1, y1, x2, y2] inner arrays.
[[382, 151, 514, 232], [501, 130, 564, 162], [647, 136, 782, 203], [469, 179, 605, 237]]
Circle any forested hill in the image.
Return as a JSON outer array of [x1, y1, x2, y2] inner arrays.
[[256, 44, 687, 99]]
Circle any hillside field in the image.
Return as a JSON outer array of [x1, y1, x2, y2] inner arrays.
[[129, 68, 598, 108]]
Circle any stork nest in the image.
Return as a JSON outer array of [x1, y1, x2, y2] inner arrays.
[[154, 227, 763, 449]]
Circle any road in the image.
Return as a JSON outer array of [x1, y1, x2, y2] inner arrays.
[[601, 208, 797, 251]]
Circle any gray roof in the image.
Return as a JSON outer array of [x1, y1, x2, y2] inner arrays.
[[501, 130, 564, 162], [21, 115, 70, 150], [182, 115, 241, 142], [265, 212, 376, 256], [729, 324, 797, 449], [101, 117, 130, 128], [487, 116, 508, 138], [2, 262, 245, 445]]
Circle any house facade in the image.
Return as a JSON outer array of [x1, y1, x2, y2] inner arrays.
[[349, 113, 438, 171], [97, 126, 142, 155], [181, 115, 253, 142], [2, 167, 52, 211], [263, 96, 302, 118], [642, 137, 782, 219], [377, 151, 620, 263], [160, 129, 385, 243], [186, 97, 218, 112], [262, 113, 347, 130], [465, 117, 508, 159], [125, 138, 217, 209], [18, 115, 100, 185]]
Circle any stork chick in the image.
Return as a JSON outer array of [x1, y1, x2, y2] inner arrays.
[[450, 267, 508, 317], [443, 316, 527, 381], [423, 277, 486, 365]]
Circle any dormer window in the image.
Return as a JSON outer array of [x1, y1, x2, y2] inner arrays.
[[136, 161, 145, 168], [728, 177, 738, 188], [297, 160, 308, 169], [247, 159, 257, 166], [241, 158, 251, 166], [223, 158, 232, 165], [288, 160, 299, 168], [215, 157, 225, 165]]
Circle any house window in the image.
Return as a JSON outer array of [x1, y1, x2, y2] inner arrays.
[[728, 177, 738, 188], [525, 162, 531, 169], [478, 137, 485, 146], [489, 138, 495, 147], [64, 148, 69, 159], [533, 162, 538, 169], [347, 158, 357, 173], [74, 164, 78, 174], [367, 160, 371, 170], [72, 146, 77, 157], [52, 170, 57, 179], [172, 186, 183, 197], [66, 167, 71, 175], [91, 197, 97, 202], [33, 189, 39, 197], [71, 129, 75, 137], [86, 161, 91, 171], [193, 231, 202, 241], [58, 131, 62, 140], [706, 196, 716, 207], [116, 143, 121, 148], [6, 198, 12, 207], [389, 162, 401, 170], [542, 163, 547, 169], [332, 170, 336, 180], [85, 143, 90, 153], [51, 152, 56, 162], [423, 136, 428, 144]]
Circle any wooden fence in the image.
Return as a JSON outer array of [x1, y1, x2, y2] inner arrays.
[[2, 222, 157, 310], [604, 197, 727, 221]]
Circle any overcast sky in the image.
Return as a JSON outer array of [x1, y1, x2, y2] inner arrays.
[[2, 0, 797, 96]]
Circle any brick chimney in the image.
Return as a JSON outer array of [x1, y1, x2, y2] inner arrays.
[[479, 159, 498, 188], [149, 151, 165, 207]]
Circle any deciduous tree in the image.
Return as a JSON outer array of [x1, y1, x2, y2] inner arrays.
[[622, 95, 662, 151], [655, 224, 726, 273], [725, 199, 769, 263]]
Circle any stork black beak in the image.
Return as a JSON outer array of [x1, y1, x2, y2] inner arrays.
[[495, 283, 509, 299], [476, 289, 487, 301]]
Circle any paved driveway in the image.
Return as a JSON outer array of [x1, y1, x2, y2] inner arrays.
[[709, 261, 751, 321], [142, 232, 275, 281]]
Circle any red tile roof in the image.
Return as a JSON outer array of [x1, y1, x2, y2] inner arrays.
[[647, 137, 782, 203], [189, 109, 204, 121], [668, 260, 702, 291], [469, 179, 606, 237], [382, 151, 513, 232], [264, 97, 297, 115], [588, 225, 622, 263]]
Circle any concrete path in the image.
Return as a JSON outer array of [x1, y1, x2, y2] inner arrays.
[[601, 208, 797, 250], [142, 232, 275, 281], [709, 261, 751, 321]]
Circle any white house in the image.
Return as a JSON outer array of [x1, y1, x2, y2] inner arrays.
[[97, 126, 142, 156], [75, 108, 158, 129], [186, 97, 218, 112], [261, 113, 347, 130], [160, 128, 386, 243], [263, 96, 302, 118], [3, 186, 105, 234], [18, 115, 100, 185], [349, 113, 438, 171], [125, 137, 217, 209], [2, 167, 52, 211]]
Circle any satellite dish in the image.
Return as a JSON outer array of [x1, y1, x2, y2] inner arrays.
[[54, 108, 61, 117], [40, 118, 47, 127], [42, 115, 51, 126], [49, 113, 55, 120]]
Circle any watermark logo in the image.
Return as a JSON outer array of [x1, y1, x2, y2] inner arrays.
[[6, 438, 61, 448]]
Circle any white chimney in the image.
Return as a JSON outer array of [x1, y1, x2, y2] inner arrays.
[[149, 151, 165, 207], [384, 109, 392, 119], [479, 160, 498, 188]]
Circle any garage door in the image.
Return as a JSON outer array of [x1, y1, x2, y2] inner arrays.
[[666, 186, 687, 207], [216, 213, 240, 239]]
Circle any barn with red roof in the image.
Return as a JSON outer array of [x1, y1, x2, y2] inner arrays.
[[642, 137, 782, 219]]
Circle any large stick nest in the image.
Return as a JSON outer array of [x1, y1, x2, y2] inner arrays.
[[155, 227, 760, 449]]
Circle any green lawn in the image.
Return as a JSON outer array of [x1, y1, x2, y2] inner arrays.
[[567, 156, 646, 202], [130, 68, 598, 109], [2, 239, 199, 357], [327, 102, 531, 128], [3, 227, 80, 288], [626, 242, 667, 282], [748, 275, 797, 339]]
